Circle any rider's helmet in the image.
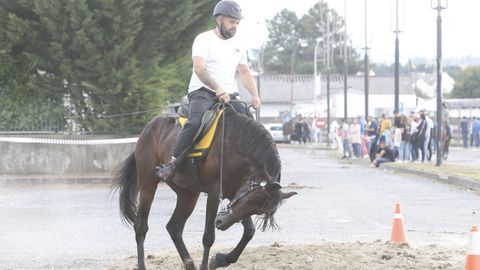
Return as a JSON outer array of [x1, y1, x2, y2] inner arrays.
[[213, 0, 242, 20]]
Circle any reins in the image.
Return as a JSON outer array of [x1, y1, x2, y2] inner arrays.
[[219, 102, 226, 202]]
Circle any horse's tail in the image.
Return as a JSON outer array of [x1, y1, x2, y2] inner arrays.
[[112, 152, 138, 226]]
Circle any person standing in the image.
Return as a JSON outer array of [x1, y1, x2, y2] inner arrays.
[[423, 111, 434, 161], [294, 118, 303, 144], [442, 119, 452, 160], [473, 117, 480, 147], [301, 118, 311, 144], [156, 0, 261, 181], [379, 113, 391, 136], [460, 116, 469, 148], [392, 119, 403, 161], [350, 118, 362, 158], [409, 112, 419, 161], [415, 113, 427, 162], [366, 115, 379, 160], [339, 120, 351, 159], [398, 115, 412, 162]]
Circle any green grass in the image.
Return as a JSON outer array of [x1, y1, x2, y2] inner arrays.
[[391, 162, 480, 182]]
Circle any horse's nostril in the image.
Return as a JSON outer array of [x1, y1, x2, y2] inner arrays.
[[216, 219, 222, 227]]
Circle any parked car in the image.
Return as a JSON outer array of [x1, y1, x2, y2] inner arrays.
[[263, 123, 289, 143]]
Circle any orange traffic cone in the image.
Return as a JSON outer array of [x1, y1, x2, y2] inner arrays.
[[466, 225, 480, 270], [390, 203, 407, 244]]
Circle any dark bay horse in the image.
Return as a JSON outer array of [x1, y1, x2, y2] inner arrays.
[[113, 106, 296, 270]]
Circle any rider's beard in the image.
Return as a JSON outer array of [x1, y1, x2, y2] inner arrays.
[[219, 22, 236, 39]]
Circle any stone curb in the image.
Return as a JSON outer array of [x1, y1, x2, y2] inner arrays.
[[382, 164, 480, 191]]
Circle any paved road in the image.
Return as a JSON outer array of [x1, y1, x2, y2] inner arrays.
[[1, 147, 479, 269]]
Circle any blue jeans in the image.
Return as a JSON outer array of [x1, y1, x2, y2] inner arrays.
[[367, 136, 376, 154], [462, 132, 468, 148], [474, 131, 480, 147], [398, 141, 411, 161], [423, 135, 430, 161], [343, 139, 351, 157], [352, 143, 361, 157], [376, 157, 391, 166]]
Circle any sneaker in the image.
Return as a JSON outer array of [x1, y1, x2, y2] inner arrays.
[[155, 162, 176, 182]]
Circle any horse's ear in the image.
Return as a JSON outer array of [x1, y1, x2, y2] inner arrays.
[[267, 181, 282, 191], [281, 191, 297, 200]]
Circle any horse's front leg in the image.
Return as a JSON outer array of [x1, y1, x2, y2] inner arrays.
[[209, 216, 255, 269], [199, 194, 220, 270], [166, 189, 200, 270]]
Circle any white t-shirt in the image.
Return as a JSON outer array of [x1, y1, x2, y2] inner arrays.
[[188, 30, 247, 94]]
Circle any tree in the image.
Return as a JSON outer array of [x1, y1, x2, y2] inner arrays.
[[450, 66, 480, 98], [263, 2, 361, 75], [0, 0, 215, 134]]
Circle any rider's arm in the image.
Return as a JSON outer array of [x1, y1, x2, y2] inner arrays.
[[238, 64, 261, 108], [193, 56, 224, 95], [193, 56, 230, 103]]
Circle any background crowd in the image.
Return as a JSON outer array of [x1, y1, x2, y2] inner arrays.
[[277, 111, 480, 168], [329, 110, 462, 167]]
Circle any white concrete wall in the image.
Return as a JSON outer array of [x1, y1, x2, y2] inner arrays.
[[0, 139, 134, 176]]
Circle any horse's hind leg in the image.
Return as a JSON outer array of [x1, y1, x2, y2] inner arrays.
[[134, 185, 157, 270], [209, 216, 255, 269], [167, 188, 200, 270]]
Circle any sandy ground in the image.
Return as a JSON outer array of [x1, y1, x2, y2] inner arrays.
[[112, 241, 466, 270]]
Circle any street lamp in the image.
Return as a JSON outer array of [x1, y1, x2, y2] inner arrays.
[[432, 0, 447, 166], [393, 0, 403, 113]]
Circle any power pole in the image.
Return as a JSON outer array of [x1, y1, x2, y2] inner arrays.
[[432, 0, 447, 166], [364, 0, 369, 119], [343, 0, 348, 121]]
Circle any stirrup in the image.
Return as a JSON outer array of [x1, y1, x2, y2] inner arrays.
[[155, 163, 176, 182]]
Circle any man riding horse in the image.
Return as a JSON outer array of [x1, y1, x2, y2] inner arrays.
[[155, 0, 261, 182]]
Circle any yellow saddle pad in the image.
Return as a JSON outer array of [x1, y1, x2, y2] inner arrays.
[[178, 109, 223, 158]]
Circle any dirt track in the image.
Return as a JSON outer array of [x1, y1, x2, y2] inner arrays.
[[114, 241, 465, 269]]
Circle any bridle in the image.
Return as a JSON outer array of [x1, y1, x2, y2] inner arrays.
[[218, 100, 255, 201], [219, 180, 273, 223]]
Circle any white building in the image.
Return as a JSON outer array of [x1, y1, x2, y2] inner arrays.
[[238, 74, 432, 122]]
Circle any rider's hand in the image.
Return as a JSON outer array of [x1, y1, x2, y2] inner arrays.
[[251, 95, 261, 109], [217, 92, 230, 104]]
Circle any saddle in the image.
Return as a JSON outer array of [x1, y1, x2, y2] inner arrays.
[[178, 96, 223, 158], [175, 94, 251, 192]]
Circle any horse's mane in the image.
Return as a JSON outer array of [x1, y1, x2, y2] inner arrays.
[[223, 107, 283, 231], [224, 107, 281, 182]]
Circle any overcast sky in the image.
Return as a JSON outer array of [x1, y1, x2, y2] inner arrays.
[[235, 0, 480, 64]]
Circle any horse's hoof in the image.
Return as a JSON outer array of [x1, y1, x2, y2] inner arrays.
[[209, 253, 229, 269], [184, 258, 197, 270]]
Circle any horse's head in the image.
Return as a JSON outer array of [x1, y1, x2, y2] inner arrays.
[[215, 180, 296, 231]]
